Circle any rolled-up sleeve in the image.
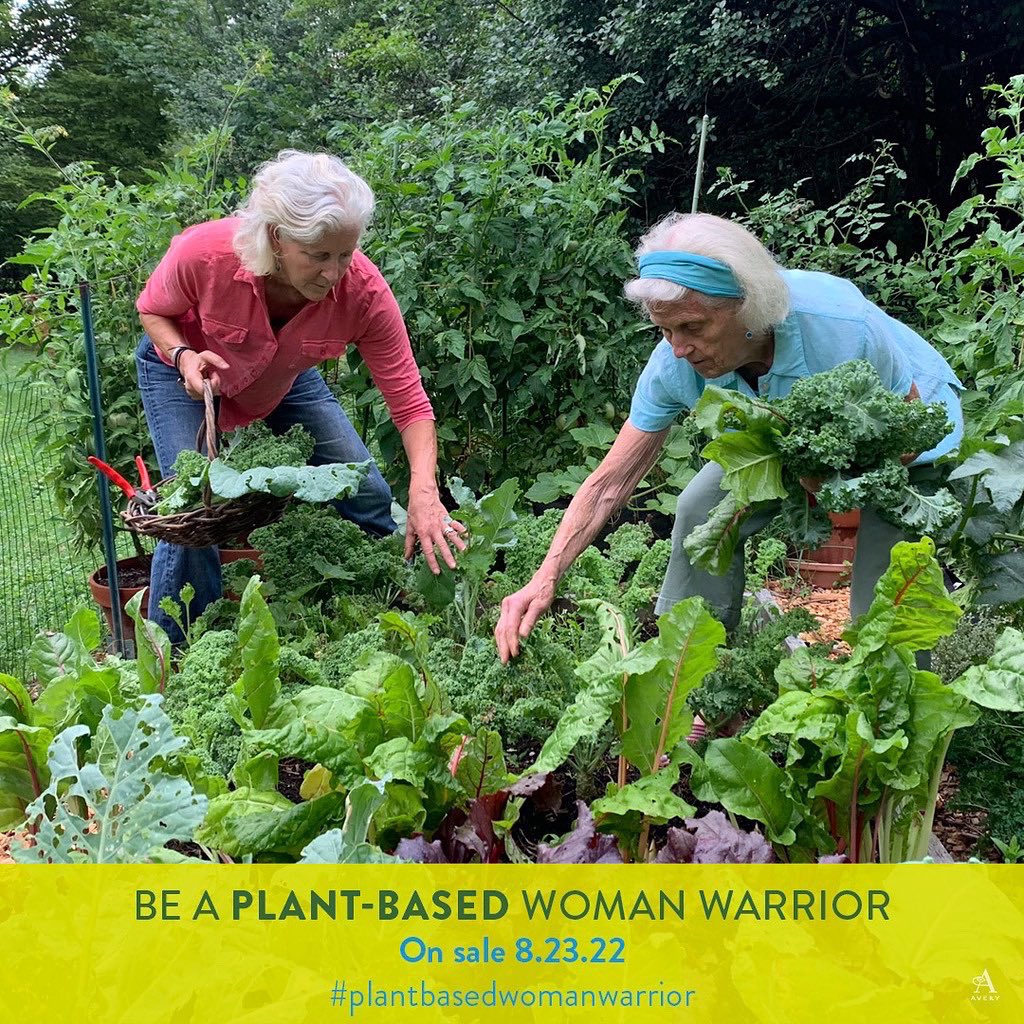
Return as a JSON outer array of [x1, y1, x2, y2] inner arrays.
[[628, 342, 689, 432], [353, 283, 435, 433], [136, 234, 199, 318]]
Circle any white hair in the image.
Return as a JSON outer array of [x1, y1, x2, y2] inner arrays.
[[232, 150, 376, 276], [624, 212, 790, 334]]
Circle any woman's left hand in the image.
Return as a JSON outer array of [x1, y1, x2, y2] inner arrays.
[[405, 482, 468, 573]]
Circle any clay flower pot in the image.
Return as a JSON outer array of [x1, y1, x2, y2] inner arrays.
[[785, 510, 861, 588], [87, 554, 153, 643]]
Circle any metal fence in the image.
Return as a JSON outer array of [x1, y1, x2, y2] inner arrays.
[[0, 373, 97, 678]]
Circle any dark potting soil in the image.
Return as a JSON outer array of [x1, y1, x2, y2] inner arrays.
[[279, 757, 315, 804], [94, 563, 152, 589], [164, 839, 217, 861]]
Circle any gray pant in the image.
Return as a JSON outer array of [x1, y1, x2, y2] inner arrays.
[[656, 462, 911, 630]]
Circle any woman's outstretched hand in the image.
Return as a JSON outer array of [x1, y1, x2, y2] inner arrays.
[[405, 483, 467, 573]]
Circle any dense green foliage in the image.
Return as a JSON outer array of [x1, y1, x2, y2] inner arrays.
[[687, 606, 819, 733], [686, 360, 959, 573], [3, 4, 1024, 864]]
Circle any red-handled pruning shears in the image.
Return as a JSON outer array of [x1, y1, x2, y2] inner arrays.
[[87, 454, 159, 508]]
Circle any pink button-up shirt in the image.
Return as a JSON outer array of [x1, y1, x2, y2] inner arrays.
[[136, 217, 434, 433]]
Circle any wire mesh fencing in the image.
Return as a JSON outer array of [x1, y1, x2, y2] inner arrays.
[[0, 368, 138, 678]]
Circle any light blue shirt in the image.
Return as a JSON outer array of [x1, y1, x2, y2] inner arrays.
[[628, 268, 964, 463]]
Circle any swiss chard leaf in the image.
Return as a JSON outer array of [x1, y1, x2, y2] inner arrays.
[[125, 590, 172, 694], [530, 602, 630, 773], [843, 539, 961, 654], [195, 788, 346, 858], [700, 431, 786, 504], [299, 779, 398, 864], [618, 598, 724, 775], [703, 737, 799, 845], [236, 576, 280, 729]]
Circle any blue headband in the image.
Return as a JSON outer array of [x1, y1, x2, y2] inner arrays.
[[637, 251, 744, 298]]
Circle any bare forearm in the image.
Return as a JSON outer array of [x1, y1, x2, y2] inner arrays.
[[139, 312, 187, 360], [535, 424, 668, 586], [400, 418, 440, 490]]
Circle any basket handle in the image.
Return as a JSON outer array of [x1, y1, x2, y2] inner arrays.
[[195, 379, 219, 507]]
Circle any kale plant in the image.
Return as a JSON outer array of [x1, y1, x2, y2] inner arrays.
[[686, 360, 959, 573], [687, 606, 818, 733], [250, 504, 409, 603]]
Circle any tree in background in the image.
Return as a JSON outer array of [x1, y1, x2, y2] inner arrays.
[[476, 0, 1024, 218], [107, 0, 512, 176], [1, 0, 169, 268]]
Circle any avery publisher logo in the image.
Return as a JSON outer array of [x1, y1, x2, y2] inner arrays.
[[971, 969, 1000, 1002]]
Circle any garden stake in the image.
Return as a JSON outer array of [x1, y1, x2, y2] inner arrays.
[[690, 114, 710, 214], [81, 280, 126, 655]]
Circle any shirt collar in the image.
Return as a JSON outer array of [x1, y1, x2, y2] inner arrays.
[[233, 264, 261, 291]]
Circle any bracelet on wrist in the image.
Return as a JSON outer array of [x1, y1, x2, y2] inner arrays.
[[171, 345, 192, 377]]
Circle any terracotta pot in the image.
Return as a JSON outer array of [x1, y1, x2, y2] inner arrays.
[[87, 554, 153, 643], [785, 510, 860, 587], [784, 557, 852, 589]]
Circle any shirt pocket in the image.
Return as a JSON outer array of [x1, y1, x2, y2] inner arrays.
[[300, 339, 347, 363], [200, 316, 248, 346]]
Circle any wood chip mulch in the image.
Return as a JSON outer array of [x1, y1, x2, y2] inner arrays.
[[766, 580, 852, 657], [932, 764, 998, 862]]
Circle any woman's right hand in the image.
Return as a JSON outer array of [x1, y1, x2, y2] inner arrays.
[[495, 575, 557, 663], [180, 350, 231, 399]]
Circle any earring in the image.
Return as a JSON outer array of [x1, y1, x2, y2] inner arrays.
[[273, 252, 281, 273], [745, 331, 753, 340]]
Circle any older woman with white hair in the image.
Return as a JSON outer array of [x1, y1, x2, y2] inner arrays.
[[495, 211, 963, 663], [135, 148, 465, 640]]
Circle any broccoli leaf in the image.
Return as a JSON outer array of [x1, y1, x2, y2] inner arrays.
[[14, 696, 207, 863]]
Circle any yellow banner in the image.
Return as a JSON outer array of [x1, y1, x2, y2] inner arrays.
[[2, 865, 1022, 1022]]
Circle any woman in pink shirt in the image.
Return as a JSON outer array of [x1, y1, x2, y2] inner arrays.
[[135, 149, 465, 640]]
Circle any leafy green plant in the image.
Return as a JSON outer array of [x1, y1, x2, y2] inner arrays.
[[525, 421, 698, 516], [416, 477, 519, 641], [336, 79, 667, 487], [687, 606, 818, 734], [686, 361, 958, 573], [1, 607, 136, 827], [0, 129, 242, 551], [14, 695, 208, 863], [697, 539, 1024, 862], [531, 598, 724, 860], [992, 834, 1024, 864]]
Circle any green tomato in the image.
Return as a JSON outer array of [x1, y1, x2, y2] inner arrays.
[[602, 402, 616, 421]]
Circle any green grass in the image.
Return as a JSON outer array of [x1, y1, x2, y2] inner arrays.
[[0, 347, 135, 676]]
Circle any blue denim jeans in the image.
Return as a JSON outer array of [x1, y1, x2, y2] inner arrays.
[[134, 337, 396, 641]]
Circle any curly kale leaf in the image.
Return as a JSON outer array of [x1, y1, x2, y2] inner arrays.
[[221, 421, 315, 472], [163, 629, 242, 778], [687, 607, 819, 731], [250, 505, 409, 600], [688, 361, 959, 572], [154, 449, 210, 514]]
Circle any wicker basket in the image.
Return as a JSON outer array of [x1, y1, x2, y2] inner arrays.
[[123, 381, 289, 548]]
